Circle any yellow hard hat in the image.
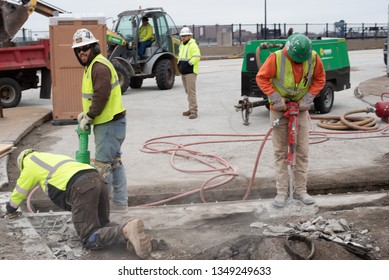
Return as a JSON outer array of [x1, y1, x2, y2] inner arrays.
[[17, 148, 35, 170]]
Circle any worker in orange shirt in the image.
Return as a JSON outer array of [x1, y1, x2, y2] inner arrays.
[[256, 33, 326, 207]]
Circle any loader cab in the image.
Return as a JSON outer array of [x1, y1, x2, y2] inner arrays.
[[108, 8, 180, 61], [106, 8, 180, 93]]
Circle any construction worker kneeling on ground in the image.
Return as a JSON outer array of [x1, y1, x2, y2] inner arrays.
[[256, 33, 326, 208], [4, 149, 151, 259]]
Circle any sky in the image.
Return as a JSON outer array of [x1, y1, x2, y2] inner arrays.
[[10, 0, 389, 32]]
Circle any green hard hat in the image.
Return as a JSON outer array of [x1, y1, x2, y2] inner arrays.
[[286, 33, 312, 63]]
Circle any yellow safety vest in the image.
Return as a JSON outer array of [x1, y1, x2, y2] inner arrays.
[[81, 54, 125, 125], [271, 50, 317, 101], [9, 152, 94, 208], [178, 38, 201, 74]]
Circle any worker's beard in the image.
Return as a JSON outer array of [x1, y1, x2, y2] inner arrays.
[[74, 50, 94, 66]]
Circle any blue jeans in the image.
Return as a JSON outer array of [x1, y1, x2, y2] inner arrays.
[[138, 40, 153, 56], [94, 117, 128, 206]]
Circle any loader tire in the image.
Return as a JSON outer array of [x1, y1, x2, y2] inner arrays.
[[0, 77, 22, 108], [156, 59, 175, 90], [314, 82, 334, 114], [111, 59, 130, 94]]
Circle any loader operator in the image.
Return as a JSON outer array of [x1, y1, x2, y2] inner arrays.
[[4, 149, 152, 259], [72, 28, 128, 213], [256, 33, 326, 208], [138, 16, 154, 57]]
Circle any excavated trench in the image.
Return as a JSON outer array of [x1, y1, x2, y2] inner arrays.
[[27, 169, 389, 212]]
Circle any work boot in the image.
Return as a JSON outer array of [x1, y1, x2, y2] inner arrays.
[[182, 111, 191, 116], [294, 193, 315, 205], [273, 194, 287, 207], [122, 219, 151, 259], [189, 113, 198, 119]]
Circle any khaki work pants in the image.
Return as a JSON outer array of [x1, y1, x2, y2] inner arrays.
[[181, 73, 198, 113], [270, 110, 309, 196]]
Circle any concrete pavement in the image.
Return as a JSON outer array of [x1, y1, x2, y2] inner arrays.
[[1, 74, 389, 193]]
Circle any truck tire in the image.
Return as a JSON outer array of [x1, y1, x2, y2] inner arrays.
[[111, 59, 130, 94], [129, 77, 143, 89], [314, 82, 334, 114], [0, 77, 22, 108], [156, 59, 175, 90]]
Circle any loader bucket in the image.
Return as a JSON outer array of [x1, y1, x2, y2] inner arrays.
[[0, 1, 29, 42]]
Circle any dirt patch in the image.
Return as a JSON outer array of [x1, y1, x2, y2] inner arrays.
[[1, 203, 388, 260]]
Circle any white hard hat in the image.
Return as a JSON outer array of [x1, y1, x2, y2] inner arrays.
[[180, 27, 193, 36], [72, 28, 99, 48], [17, 148, 35, 171]]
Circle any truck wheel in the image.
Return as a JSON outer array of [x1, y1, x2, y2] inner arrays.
[[111, 59, 130, 94], [156, 59, 175, 90], [129, 77, 143, 89], [384, 54, 387, 65], [314, 82, 334, 114], [0, 78, 22, 108]]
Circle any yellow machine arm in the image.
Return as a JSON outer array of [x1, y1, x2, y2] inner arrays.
[[0, 0, 67, 42], [23, 0, 67, 17]]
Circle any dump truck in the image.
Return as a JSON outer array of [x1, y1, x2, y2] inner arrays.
[[0, 38, 51, 107], [0, 0, 66, 108], [236, 37, 351, 125]]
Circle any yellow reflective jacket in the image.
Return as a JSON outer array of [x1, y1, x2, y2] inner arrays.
[[271, 50, 317, 101], [81, 54, 125, 125], [178, 38, 201, 74], [9, 152, 95, 210], [138, 23, 154, 42]]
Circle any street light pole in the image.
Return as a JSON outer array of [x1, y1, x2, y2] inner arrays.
[[264, 0, 267, 39]]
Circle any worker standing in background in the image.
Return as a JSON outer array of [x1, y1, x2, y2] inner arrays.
[[138, 16, 154, 58], [256, 33, 326, 208], [4, 149, 151, 259], [178, 27, 201, 119], [72, 28, 128, 213]]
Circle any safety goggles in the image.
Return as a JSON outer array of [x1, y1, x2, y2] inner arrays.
[[75, 45, 92, 53]]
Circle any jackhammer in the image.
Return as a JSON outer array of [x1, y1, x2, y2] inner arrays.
[[273, 102, 299, 202], [75, 124, 91, 164]]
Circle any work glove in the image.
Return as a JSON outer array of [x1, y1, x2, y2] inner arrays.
[[299, 92, 315, 111], [79, 113, 93, 132], [77, 112, 84, 123], [268, 92, 286, 111], [2, 202, 20, 219]]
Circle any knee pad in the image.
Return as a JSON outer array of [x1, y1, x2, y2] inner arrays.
[[91, 159, 112, 178], [112, 156, 123, 169]]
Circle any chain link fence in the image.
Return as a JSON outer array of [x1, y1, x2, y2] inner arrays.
[[15, 22, 388, 45], [177, 22, 388, 46]]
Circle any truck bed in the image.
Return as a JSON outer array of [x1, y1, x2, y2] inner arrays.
[[0, 39, 50, 71]]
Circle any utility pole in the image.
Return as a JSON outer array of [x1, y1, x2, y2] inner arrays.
[[264, 0, 267, 39], [387, 4, 389, 76]]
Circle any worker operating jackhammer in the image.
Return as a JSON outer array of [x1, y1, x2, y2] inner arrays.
[[3, 149, 151, 259], [256, 33, 326, 207]]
